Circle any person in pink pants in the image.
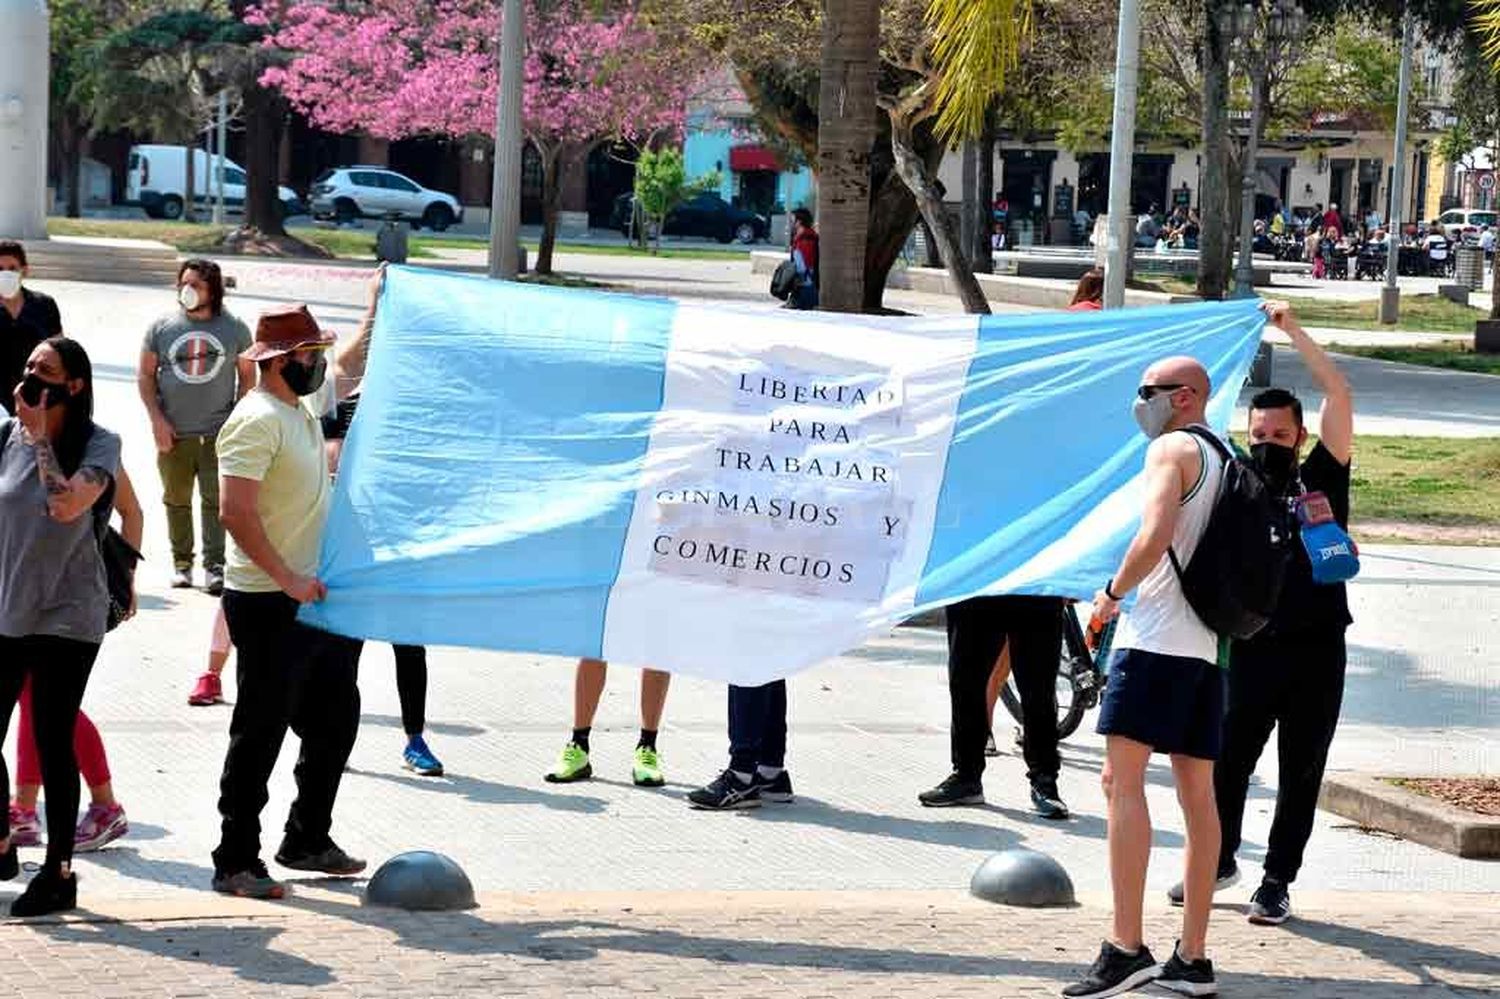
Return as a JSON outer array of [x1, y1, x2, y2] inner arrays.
[[8, 676, 128, 853]]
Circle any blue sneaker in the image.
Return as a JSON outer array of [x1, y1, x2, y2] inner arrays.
[[402, 735, 444, 776]]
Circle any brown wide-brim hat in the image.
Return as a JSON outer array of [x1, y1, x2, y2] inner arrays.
[[242, 304, 336, 361]]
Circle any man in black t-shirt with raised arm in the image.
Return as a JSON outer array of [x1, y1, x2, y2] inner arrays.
[[1168, 301, 1354, 928]]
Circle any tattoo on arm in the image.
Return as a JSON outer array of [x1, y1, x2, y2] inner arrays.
[[32, 438, 70, 496]]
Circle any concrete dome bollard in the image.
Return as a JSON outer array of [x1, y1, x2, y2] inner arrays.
[[363, 851, 477, 911], [969, 848, 1076, 907]]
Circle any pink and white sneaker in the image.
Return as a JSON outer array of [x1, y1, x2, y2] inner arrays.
[[8, 805, 41, 848], [74, 803, 128, 852]]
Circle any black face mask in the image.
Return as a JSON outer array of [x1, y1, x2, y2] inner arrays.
[[281, 352, 327, 397], [19, 374, 71, 409], [1250, 442, 1300, 494]]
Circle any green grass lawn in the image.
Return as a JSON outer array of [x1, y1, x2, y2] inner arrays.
[[1349, 436, 1500, 527], [1280, 294, 1484, 334], [1327, 341, 1500, 376], [47, 217, 749, 262]]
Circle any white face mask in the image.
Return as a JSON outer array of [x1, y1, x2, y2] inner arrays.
[[0, 271, 21, 299], [179, 284, 202, 312], [1132, 391, 1176, 439]]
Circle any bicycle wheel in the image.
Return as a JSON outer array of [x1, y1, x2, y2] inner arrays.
[[998, 603, 1095, 740]]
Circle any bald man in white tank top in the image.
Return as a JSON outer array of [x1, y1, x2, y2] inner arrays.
[[1064, 346, 1246, 999]]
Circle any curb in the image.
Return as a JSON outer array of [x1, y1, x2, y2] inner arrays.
[[1319, 773, 1500, 859]]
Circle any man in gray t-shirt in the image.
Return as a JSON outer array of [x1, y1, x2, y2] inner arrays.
[[137, 259, 253, 593]]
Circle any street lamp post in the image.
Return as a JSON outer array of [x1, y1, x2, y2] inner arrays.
[[1227, 0, 1306, 299], [488, 0, 524, 280], [1102, 0, 1142, 310], [1378, 9, 1416, 325]]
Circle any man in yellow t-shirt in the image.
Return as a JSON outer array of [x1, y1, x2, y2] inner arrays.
[[209, 304, 365, 901]]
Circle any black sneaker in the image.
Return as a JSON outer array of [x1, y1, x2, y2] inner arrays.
[[752, 769, 794, 803], [11, 867, 77, 917], [687, 770, 761, 810], [274, 840, 367, 876], [918, 773, 985, 807], [1030, 778, 1070, 820], [212, 860, 287, 900], [1248, 877, 1291, 925], [1167, 861, 1240, 906], [1155, 941, 1217, 996], [1061, 940, 1158, 998], [0, 843, 17, 882]]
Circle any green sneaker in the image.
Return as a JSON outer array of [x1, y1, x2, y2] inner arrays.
[[632, 746, 665, 787], [544, 742, 593, 783]]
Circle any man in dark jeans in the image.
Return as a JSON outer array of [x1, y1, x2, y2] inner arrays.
[[1168, 301, 1353, 927], [687, 681, 793, 810], [919, 596, 1070, 819], [210, 304, 364, 899]]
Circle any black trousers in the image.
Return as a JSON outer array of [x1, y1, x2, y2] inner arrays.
[[728, 680, 787, 775], [393, 645, 427, 736], [946, 596, 1064, 783], [213, 590, 362, 875], [0, 635, 98, 872], [1217, 628, 1347, 883]]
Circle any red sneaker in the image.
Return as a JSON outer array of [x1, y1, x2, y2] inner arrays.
[[188, 672, 224, 706]]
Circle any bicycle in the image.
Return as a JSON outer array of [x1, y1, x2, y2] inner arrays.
[[998, 601, 1113, 740]]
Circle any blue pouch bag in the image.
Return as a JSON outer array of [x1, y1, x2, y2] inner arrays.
[[1297, 491, 1360, 584]]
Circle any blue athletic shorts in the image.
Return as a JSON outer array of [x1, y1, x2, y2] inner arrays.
[[1096, 648, 1226, 760]]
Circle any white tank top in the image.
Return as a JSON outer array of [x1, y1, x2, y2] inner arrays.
[[1113, 428, 1223, 663]]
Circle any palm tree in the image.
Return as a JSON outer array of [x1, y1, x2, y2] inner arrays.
[[816, 0, 882, 313], [1470, 0, 1500, 321], [881, 0, 1032, 314]]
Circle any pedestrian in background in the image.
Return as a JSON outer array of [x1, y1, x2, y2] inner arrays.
[[788, 208, 819, 310], [0, 337, 122, 916], [0, 241, 62, 418], [138, 259, 254, 594]]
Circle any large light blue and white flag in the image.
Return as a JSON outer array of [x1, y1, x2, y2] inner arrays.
[[301, 267, 1264, 683]]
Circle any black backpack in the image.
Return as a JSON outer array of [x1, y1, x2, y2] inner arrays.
[[1167, 426, 1294, 640], [769, 258, 802, 301]]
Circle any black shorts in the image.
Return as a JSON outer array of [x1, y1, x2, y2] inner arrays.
[[1096, 648, 1226, 760]]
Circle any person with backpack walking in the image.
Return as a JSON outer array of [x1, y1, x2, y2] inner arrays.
[[1063, 354, 1232, 998], [1167, 301, 1354, 927], [787, 208, 819, 310]]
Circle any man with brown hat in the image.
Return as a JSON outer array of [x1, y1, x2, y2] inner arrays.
[[209, 304, 365, 899]]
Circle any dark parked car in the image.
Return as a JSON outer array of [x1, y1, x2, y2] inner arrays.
[[611, 192, 768, 244]]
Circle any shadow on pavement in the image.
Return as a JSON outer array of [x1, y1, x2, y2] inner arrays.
[[1343, 643, 1494, 729], [31, 917, 336, 987], [737, 794, 1025, 853], [73, 847, 212, 893], [1283, 917, 1500, 987], [357, 713, 487, 738], [346, 767, 608, 814]]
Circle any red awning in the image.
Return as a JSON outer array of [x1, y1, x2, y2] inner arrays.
[[729, 145, 782, 173]]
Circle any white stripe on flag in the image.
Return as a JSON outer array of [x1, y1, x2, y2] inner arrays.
[[599, 305, 980, 682]]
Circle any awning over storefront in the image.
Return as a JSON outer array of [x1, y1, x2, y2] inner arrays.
[[729, 145, 782, 172]]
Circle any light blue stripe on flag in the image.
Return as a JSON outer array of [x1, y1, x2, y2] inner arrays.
[[915, 299, 1264, 607], [300, 267, 674, 655]]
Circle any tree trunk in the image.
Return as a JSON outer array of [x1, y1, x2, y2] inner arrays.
[[61, 115, 84, 219], [973, 118, 995, 273], [889, 119, 990, 315], [1196, 0, 1231, 300], [184, 144, 197, 224], [816, 0, 881, 313], [960, 140, 978, 268], [536, 143, 563, 275], [242, 83, 288, 236]]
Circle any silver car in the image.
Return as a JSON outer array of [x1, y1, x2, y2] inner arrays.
[[309, 167, 464, 231]]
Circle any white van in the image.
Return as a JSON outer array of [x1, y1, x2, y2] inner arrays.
[[126, 144, 304, 220]]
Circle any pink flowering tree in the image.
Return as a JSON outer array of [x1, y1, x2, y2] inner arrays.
[[253, 0, 707, 272]]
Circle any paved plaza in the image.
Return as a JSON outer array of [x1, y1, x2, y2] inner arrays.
[[0, 267, 1494, 995]]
